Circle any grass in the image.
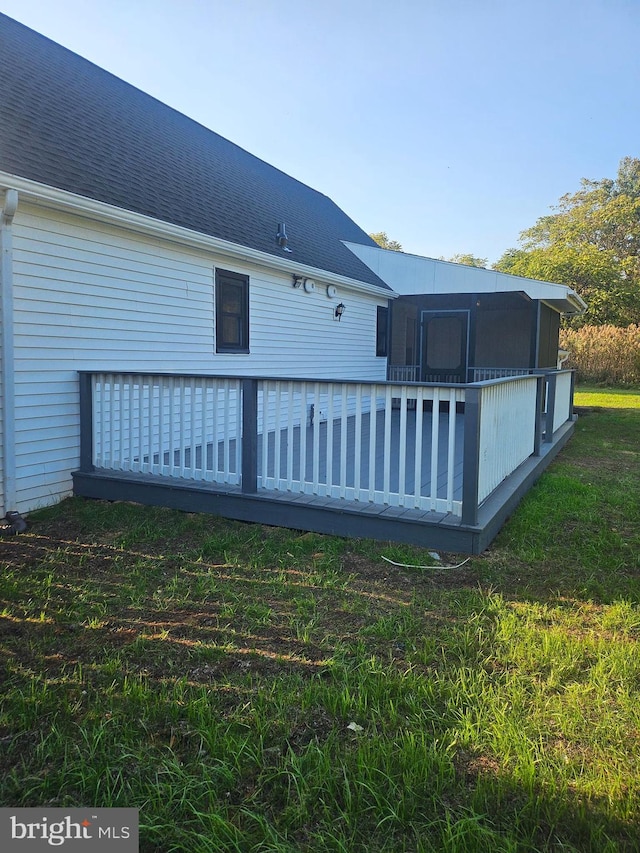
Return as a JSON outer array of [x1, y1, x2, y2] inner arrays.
[[574, 384, 640, 409], [0, 388, 639, 851]]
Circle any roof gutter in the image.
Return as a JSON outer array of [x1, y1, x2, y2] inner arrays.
[[0, 172, 395, 300], [540, 292, 588, 316], [0, 188, 18, 513], [565, 291, 588, 315]]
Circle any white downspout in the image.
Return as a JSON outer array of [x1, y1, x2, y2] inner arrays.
[[1, 189, 19, 513]]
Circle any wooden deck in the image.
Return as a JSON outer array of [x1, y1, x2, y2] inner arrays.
[[73, 370, 576, 554], [73, 418, 575, 555]]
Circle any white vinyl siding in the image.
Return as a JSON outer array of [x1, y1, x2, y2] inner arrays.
[[10, 203, 387, 512], [0, 320, 3, 513]]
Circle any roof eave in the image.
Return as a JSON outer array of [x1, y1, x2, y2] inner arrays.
[[1, 173, 395, 299], [343, 240, 586, 311]]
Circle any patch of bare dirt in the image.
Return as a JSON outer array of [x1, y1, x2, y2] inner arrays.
[[0, 509, 481, 694]]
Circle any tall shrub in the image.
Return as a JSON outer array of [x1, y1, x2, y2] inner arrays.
[[560, 324, 640, 385]]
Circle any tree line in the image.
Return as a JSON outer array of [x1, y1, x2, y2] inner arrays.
[[371, 156, 640, 328]]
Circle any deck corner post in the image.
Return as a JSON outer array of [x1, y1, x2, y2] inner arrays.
[[241, 378, 258, 494], [461, 385, 481, 526], [533, 374, 545, 456], [545, 371, 557, 443], [569, 369, 577, 420], [78, 371, 95, 472]]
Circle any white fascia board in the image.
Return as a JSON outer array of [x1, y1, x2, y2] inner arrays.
[[343, 240, 586, 314], [0, 173, 393, 300]]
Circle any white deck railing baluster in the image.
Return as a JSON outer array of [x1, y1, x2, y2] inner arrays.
[[135, 377, 145, 473], [94, 374, 100, 469], [398, 385, 408, 504], [354, 385, 363, 496], [429, 388, 441, 510], [368, 386, 379, 503], [285, 382, 295, 490], [168, 376, 176, 475], [201, 380, 210, 480], [273, 380, 282, 488], [312, 382, 321, 490], [108, 376, 116, 469], [325, 386, 334, 496], [413, 386, 424, 509], [446, 389, 458, 508], [339, 384, 349, 498], [382, 385, 393, 504], [154, 380, 162, 475], [222, 381, 230, 478], [300, 385, 309, 493], [189, 380, 198, 479], [125, 378, 134, 472]]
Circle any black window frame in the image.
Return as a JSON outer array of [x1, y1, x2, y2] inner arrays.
[[215, 269, 249, 354], [376, 305, 389, 357]]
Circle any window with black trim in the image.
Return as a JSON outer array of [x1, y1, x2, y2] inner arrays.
[[376, 305, 389, 357], [215, 269, 249, 353]]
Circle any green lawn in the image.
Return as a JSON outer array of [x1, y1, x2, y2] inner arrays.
[[575, 384, 640, 409], [0, 389, 638, 851]]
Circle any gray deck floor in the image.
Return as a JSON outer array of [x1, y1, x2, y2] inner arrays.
[[158, 409, 464, 501], [259, 409, 464, 499]]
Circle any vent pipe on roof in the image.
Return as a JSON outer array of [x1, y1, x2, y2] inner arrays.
[[276, 223, 288, 248]]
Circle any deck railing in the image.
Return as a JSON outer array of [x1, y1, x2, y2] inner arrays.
[[387, 365, 420, 382], [388, 365, 537, 383], [78, 369, 575, 523], [551, 369, 574, 435], [85, 373, 242, 485], [255, 379, 465, 513], [470, 367, 534, 382], [476, 376, 540, 504]]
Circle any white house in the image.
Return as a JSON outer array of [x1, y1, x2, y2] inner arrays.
[[0, 13, 396, 517], [0, 14, 584, 551]]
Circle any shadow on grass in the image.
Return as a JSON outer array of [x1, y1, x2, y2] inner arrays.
[[1, 498, 639, 850]]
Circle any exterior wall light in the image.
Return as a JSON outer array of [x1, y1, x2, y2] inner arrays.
[[334, 302, 346, 320]]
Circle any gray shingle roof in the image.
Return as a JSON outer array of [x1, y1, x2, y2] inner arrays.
[[0, 14, 390, 291]]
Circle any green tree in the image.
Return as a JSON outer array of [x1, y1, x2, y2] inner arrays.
[[445, 253, 488, 268], [370, 232, 403, 252], [495, 157, 640, 326]]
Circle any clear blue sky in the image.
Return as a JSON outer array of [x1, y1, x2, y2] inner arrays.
[[2, 0, 638, 264]]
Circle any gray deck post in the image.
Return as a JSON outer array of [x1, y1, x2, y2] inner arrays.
[[545, 372, 557, 443], [241, 378, 258, 494], [569, 369, 577, 419], [78, 372, 94, 472], [534, 374, 545, 456], [462, 386, 481, 526]]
